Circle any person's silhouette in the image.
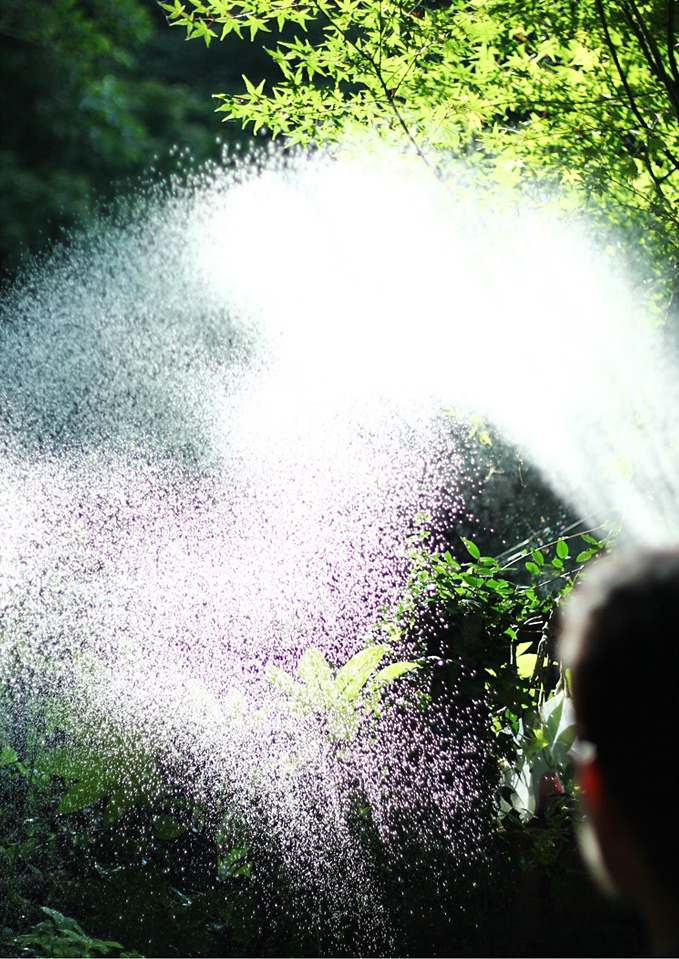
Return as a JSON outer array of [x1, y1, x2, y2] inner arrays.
[[559, 550, 679, 956]]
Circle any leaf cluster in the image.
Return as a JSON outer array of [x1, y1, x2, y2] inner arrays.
[[498, 688, 576, 823], [385, 529, 607, 724], [268, 643, 418, 740], [16, 906, 136, 958], [163, 0, 679, 312], [0, 709, 259, 958]]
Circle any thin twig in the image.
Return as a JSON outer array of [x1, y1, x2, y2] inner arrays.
[[310, 0, 440, 175]]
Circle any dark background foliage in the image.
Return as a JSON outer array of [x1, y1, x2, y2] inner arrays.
[[0, 0, 276, 276]]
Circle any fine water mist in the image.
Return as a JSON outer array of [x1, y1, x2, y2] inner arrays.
[[2, 144, 679, 952]]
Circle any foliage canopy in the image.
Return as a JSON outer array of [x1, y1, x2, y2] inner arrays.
[[163, 0, 679, 310]]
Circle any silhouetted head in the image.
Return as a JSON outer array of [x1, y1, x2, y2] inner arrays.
[[560, 548, 679, 955]]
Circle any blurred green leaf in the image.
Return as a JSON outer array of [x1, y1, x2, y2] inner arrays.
[[462, 538, 481, 560], [556, 540, 569, 559]]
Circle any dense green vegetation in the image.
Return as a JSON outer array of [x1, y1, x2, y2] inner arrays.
[[164, 0, 679, 318]]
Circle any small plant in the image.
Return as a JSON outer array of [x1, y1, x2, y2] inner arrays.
[[16, 907, 139, 958], [35, 724, 169, 827], [388, 529, 607, 720], [498, 689, 577, 823], [268, 644, 418, 741]]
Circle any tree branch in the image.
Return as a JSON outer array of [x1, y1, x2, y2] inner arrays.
[[667, 0, 679, 89], [310, 0, 439, 173], [623, 0, 679, 123], [595, 0, 674, 203]]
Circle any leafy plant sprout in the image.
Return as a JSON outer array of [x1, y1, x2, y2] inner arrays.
[[268, 645, 418, 741]]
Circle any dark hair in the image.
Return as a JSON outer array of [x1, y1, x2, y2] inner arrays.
[[559, 549, 679, 896]]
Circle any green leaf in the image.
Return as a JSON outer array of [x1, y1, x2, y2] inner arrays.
[[153, 814, 187, 840], [486, 578, 514, 596], [460, 572, 484, 588], [242, 74, 266, 98], [37, 746, 94, 781], [268, 664, 305, 699], [582, 534, 603, 546], [556, 539, 569, 559], [104, 786, 143, 825], [368, 661, 418, 698], [297, 646, 333, 690], [218, 846, 252, 879], [0, 745, 18, 767], [57, 777, 109, 814], [525, 561, 541, 575], [39, 907, 86, 933], [516, 652, 537, 679], [462, 538, 481, 560], [334, 645, 386, 700], [34, 908, 125, 952]]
